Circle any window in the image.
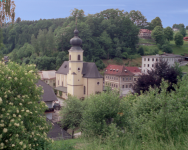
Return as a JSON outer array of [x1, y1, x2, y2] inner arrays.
[[69, 55, 71, 60], [148, 58, 150, 61], [58, 80, 59, 85], [148, 64, 149, 67], [144, 64, 146, 67], [152, 58, 154, 61], [130, 77, 131, 80], [62, 82, 63, 86], [144, 58, 146, 61], [97, 82, 100, 85], [110, 83, 111, 86], [112, 84, 113, 87], [129, 85, 131, 88], [134, 78, 136, 81], [114, 84, 115, 87], [122, 85, 124, 88], [84, 86, 86, 95], [78, 68, 80, 71], [116, 85, 117, 88], [78, 55, 80, 60], [126, 78, 128, 81], [106, 76, 107, 78], [126, 85, 128, 88], [123, 78, 125, 81], [112, 77, 113, 80], [106, 82, 107, 85], [152, 64, 154, 67], [156, 58, 158, 61]]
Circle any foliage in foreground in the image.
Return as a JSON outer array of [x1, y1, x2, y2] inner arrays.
[[0, 61, 52, 150], [133, 59, 182, 94]]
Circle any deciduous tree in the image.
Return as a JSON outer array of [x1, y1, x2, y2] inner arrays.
[[174, 32, 183, 46], [151, 26, 164, 45], [164, 26, 173, 41]]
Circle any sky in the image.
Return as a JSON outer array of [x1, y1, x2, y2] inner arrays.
[[14, 0, 188, 28]]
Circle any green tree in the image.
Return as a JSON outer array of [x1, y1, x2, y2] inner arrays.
[[151, 26, 164, 45], [164, 26, 173, 41], [151, 17, 163, 29], [81, 89, 129, 137], [60, 96, 84, 138], [180, 27, 186, 37], [0, 27, 3, 49], [138, 47, 144, 55], [0, 61, 52, 150], [174, 32, 183, 46], [186, 26, 188, 30]]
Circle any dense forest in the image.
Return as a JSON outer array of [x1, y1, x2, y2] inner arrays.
[[0, 9, 165, 70]]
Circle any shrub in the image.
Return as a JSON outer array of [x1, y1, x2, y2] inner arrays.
[[0, 61, 52, 150], [162, 44, 172, 53], [81, 89, 129, 137]]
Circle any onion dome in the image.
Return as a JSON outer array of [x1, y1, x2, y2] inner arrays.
[[70, 27, 82, 47]]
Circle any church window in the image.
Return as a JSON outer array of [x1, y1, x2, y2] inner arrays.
[[69, 55, 71, 60], [78, 55, 80, 60], [84, 86, 86, 95]]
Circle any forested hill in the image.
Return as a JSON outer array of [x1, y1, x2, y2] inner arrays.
[[0, 9, 153, 70]]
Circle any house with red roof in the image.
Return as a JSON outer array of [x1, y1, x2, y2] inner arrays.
[[125, 67, 142, 83], [138, 29, 152, 39], [184, 37, 188, 41]]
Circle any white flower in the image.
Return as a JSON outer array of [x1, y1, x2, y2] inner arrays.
[[8, 77, 11, 80], [1, 143, 4, 147], [0, 97, 2, 105], [15, 134, 19, 137], [23, 144, 26, 148], [17, 95, 20, 98], [13, 114, 16, 117], [0, 134, 2, 138], [18, 115, 21, 118], [2, 108, 5, 111], [0, 124, 4, 127], [19, 141, 23, 145], [14, 77, 18, 81], [12, 144, 15, 147], [4, 95, 7, 98], [26, 110, 29, 113], [3, 128, 7, 133], [19, 103, 22, 106]]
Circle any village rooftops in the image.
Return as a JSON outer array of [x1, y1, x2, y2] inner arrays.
[[125, 67, 142, 76], [139, 29, 152, 33], [38, 70, 56, 80], [105, 65, 133, 76], [56, 61, 103, 78], [141, 54, 183, 58], [36, 80, 57, 102]]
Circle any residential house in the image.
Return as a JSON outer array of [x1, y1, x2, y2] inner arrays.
[[172, 28, 179, 32], [55, 27, 103, 100], [36, 80, 58, 120], [138, 29, 152, 39], [142, 53, 183, 73], [38, 70, 56, 88], [125, 67, 142, 84], [104, 65, 134, 96], [184, 37, 188, 41]]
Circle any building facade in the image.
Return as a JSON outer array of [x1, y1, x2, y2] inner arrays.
[[38, 70, 56, 88], [104, 65, 135, 96], [138, 29, 152, 39], [55, 27, 103, 100], [142, 54, 183, 73]]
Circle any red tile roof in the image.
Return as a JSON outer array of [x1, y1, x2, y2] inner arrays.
[[183, 37, 188, 40], [105, 65, 133, 76], [125, 67, 141, 73], [139, 29, 152, 33]]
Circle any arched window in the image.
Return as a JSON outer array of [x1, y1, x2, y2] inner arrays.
[[78, 55, 80, 60], [84, 86, 86, 94], [69, 55, 71, 60]]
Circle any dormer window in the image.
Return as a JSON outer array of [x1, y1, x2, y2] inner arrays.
[[78, 55, 80, 61]]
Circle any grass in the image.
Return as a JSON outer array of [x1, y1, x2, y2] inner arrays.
[[181, 65, 188, 73], [169, 40, 188, 55], [139, 38, 155, 44]]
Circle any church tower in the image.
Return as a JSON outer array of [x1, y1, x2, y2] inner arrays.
[[67, 26, 84, 98]]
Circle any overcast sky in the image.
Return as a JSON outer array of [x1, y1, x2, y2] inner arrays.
[[14, 0, 188, 28]]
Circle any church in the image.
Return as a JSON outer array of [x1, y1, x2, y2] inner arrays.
[[55, 27, 103, 100]]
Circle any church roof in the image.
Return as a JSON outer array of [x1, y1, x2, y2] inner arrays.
[[36, 80, 57, 102], [56, 61, 103, 78]]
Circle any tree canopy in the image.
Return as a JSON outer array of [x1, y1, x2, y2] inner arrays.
[[174, 32, 184, 46]]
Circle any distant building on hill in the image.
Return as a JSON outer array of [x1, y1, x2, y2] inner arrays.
[[38, 70, 56, 88], [141, 53, 183, 73], [138, 29, 152, 39], [172, 28, 179, 32], [183, 37, 188, 41]]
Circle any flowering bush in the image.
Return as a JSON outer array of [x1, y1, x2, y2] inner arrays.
[[0, 61, 52, 150]]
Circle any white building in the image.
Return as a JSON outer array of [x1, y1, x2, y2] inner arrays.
[[142, 54, 183, 73]]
